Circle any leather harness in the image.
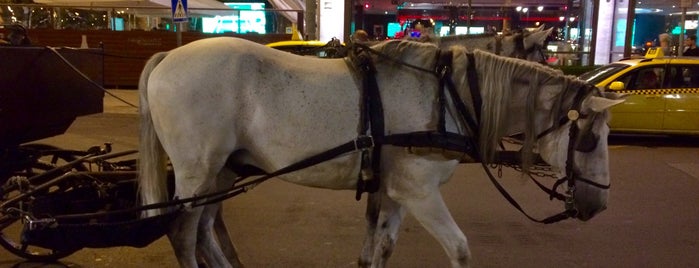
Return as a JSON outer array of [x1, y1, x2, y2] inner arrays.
[[104, 43, 606, 225], [350, 44, 482, 200]]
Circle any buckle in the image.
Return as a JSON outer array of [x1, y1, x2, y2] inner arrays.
[[24, 215, 56, 231], [354, 135, 375, 151], [567, 110, 580, 121]]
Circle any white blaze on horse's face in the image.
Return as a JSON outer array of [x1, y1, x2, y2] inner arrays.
[[536, 95, 623, 221]]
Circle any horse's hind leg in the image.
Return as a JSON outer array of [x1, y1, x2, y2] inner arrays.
[[195, 167, 243, 268], [168, 206, 205, 268], [167, 156, 230, 267], [213, 206, 243, 266], [195, 203, 241, 268]]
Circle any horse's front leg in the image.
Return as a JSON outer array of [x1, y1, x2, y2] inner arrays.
[[358, 193, 380, 267], [399, 190, 471, 268], [359, 191, 407, 268], [195, 203, 235, 268], [169, 206, 205, 268], [368, 192, 406, 268]]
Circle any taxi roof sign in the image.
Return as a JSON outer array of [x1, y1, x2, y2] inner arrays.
[[645, 47, 664, 58]]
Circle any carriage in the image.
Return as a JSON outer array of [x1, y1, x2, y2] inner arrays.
[[0, 43, 181, 261], [1, 32, 622, 267]]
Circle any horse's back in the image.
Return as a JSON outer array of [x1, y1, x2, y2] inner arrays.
[[143, 37, 362, 185], [146, 37, 357, 127]]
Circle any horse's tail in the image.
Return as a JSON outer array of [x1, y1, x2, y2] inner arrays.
[[138, 51, 170, 217]]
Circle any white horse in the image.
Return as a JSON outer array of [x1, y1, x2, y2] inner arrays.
[[138, 37, 623, 268], [434, 27, 553, 64]]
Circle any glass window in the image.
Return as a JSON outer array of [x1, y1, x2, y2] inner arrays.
[[669, 65, 699, 88], [579, 63, 630, 85], [613, 66, 665, 91]]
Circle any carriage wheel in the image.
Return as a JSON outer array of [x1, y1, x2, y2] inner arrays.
[[0, 144, 87, 261], [0, 221, 77, 262]]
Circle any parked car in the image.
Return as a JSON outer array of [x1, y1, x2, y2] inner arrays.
[[266, 38, 347, 58], [579, 51, 699, 135]]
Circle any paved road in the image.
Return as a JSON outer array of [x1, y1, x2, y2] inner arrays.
[[2, 90, 698, 267]]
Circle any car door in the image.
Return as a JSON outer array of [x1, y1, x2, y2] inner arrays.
[[606, 65, 667, 132], [661, 64, 699, 133]]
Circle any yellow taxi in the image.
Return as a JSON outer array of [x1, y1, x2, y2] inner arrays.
[[266, 39, 347, 58], [579, 48, 699, 135]]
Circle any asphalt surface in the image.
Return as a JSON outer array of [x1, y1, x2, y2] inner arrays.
[[1, 90, 698, 268]]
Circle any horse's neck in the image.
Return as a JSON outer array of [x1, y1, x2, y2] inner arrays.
[[439, 36, 494, 52], [498, 35, 522, 57]]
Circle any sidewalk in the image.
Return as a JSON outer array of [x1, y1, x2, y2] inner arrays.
[[104, 89, 139, 114]]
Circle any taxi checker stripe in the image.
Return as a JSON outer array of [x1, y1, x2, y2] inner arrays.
[[619, 88, 699, 94]]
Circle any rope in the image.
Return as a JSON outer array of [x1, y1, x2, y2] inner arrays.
[[45, 46, 139, 109]]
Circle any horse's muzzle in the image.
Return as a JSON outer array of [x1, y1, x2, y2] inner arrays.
[[573, 183, 609, 221]]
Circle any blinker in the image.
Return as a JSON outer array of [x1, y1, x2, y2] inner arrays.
[[573, 112, 599, 153], [574, 131, 598, 153]]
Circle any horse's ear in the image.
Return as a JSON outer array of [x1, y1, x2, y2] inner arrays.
[[534, 24, 545, 32], [524, 29, 551, 49], [584, 95, 625, 112]]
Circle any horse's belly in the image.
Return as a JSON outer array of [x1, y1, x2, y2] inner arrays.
[[276, 154, 360, 190]]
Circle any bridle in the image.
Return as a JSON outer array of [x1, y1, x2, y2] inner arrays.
[[528, 81, 610, 223]]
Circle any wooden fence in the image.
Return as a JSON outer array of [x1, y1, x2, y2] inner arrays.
[[2, 29, 291, 88]]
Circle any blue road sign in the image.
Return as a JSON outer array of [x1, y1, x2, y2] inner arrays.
[[172, 0, 188, 23]]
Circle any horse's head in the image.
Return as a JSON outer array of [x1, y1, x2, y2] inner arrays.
[[500, 27, 552, 64], [534, 89, 625, 221], [453, 49, 625, 221]]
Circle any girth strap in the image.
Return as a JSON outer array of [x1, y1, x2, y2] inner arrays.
[[354, 47, 384, 200], [384, 131, 476, 156]]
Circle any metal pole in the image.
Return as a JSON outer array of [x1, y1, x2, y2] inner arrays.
[[344, 0, 351, 42], [297, 11, 305, 38], [305, 0, 317, 40], [589, 0, 599, 66], [679, 8, 687, 56], [623, 0, 635, 58], [467, 0, 471, 34], [177, 22, 182, 47]]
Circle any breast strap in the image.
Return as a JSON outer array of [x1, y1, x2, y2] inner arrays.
[[350, 45, 482, 200]]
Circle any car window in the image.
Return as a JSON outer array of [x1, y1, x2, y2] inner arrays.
[[579, 63, 630, 85], [667, 64, 699, 88], [613, 66, 665, 91]]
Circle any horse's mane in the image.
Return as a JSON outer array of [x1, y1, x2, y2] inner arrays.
[[369, 40, 588, 170], [369, 39, 440, 68], [438, 33, 498, 42], [453, 47, 587, 169]]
